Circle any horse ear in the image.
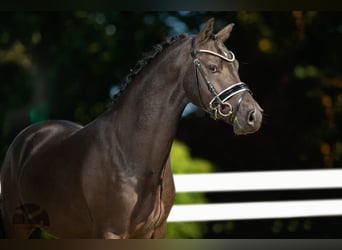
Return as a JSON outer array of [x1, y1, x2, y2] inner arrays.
[[196, 18, 215, 43], [215, 23, 235, 42]]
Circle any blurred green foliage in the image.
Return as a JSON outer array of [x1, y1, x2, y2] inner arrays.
[[167, 140, 214, 238]]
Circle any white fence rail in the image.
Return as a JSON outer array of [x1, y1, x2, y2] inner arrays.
[[1, 169, 342, 222], [168, 169, 342, 222]]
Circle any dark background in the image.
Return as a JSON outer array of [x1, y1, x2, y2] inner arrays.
[[0, 11, 341, 238]]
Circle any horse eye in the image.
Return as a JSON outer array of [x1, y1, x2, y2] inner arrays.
[[208, 64, 218, 73]]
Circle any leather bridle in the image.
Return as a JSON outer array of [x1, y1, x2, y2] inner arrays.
[[191, 36, 252, 123]]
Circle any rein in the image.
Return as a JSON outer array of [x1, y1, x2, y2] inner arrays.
[[191, 37, 252, 122]]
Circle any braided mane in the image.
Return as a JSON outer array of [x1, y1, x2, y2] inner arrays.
[[111, 33, 188, 107]]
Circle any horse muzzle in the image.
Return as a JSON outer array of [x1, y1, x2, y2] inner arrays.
[[231, 102, 263, 135]]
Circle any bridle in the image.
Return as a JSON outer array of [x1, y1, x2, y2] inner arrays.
[[191, 36, 252, 123]]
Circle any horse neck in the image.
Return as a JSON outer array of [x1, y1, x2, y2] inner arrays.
[[99, 39, 191, 174]]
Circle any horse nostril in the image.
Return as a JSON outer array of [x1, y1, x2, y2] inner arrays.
[[247, 110, 256, 125]]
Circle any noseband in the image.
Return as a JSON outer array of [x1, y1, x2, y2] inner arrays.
[[191, 37, 252, 122]]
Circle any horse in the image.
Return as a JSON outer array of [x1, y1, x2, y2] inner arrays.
[[0, 18, 263, 239]]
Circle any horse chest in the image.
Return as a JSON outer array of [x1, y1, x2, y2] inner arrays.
[[130, 192, 165, 236], [129, 182, 166, 231], [88, 173, 162, 237]]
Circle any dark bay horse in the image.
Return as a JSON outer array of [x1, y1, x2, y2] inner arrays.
[[0, 18, 263, 238]]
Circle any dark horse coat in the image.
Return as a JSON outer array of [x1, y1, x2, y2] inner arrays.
[[0, 18, 262, 238]]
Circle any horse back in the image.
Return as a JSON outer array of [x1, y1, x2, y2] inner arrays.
[[2, 120, 83, 178]]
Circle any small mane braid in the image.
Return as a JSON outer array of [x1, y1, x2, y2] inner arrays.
[[111, 33, 188, 106]]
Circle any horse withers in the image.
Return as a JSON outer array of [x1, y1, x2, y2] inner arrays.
[[0, 18, 262, 238]]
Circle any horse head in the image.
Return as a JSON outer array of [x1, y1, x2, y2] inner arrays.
[[184, 18, 263, 135]]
